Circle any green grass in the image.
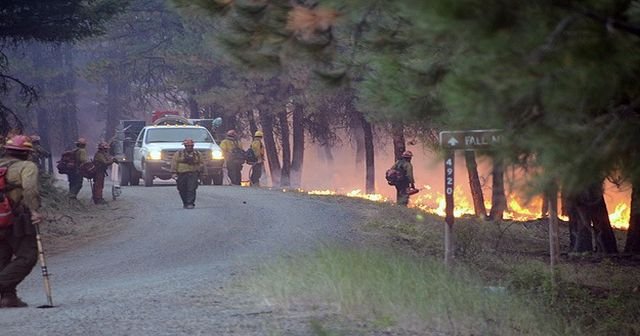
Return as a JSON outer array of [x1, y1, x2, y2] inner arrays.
[[248, 248, 576, 335], [244, 198, 640, 335]]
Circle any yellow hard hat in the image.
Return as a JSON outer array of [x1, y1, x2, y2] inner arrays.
[[254, 130, 263, 137]]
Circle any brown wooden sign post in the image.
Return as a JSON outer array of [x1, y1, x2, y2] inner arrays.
[[438, 129, 560, 271], [439, 130, 503, 268], [444, 151, 455, 267]]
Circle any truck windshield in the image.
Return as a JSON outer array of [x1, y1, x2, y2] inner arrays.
[[146, 128, 214, 144]]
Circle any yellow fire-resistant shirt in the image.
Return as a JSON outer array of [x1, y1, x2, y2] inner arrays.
[[395, 159, 415, 184], [75, 147, 88, 165], [171, 150, 202, 173], [251, 139, 264, 163], [0, 157, 41, 211], [219, 137, 241, 161], [93, 151, 113, 172]]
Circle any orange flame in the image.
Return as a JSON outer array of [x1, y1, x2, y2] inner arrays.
[[303, 185, 630, 230]]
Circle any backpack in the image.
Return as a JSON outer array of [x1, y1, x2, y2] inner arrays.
[[230, 147, 247, 163], [79, 161, 97, 179], [385, 162, 406, 186], [56, 149, 77, 174], [0, 160, 18, 228], [245, 147, 258, 164]]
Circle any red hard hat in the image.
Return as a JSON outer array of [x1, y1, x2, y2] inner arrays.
[[183, 138, 194, 146], [226, 130, 237, 138], [402, 150, 413, 158], [3, 135, 34, 152]]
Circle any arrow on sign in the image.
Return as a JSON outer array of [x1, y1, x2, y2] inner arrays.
[[447, 137, 459, 147]]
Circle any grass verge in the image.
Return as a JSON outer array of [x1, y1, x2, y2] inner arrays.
[[248, 247, 575, 335], [245, 198, 640, 335]]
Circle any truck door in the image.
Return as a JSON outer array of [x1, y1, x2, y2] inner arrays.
[[133, 129, 146, 171]]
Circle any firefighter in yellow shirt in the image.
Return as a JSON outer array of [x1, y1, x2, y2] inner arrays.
[[249, 130, 265, 186], [171, 138, 202, 209], [219, 130, 243, 185], [92, 142, 115, 204], [0, 135, 44, 308], [68, 137, 88, 199]]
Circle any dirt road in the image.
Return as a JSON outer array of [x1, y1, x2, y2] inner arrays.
[[0, 183, 364, 335]]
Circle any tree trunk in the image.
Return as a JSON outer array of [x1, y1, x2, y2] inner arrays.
[[187, 89, 199, 119], [465, 150, 487, 218], [488, 157, 506, 220], [566, 194, 593, 253], [624, 182, 640, 254], [259, 111, 280, 186], [583, 184, 618, 254], [291, 102, 304, 188], [354, 120, 365, 172], [278, 111, 291, 187], [105, 75, 126, 142], [247, 109, 257, 136], [391, 123, 406, 160], [360, 113, 375, 194]]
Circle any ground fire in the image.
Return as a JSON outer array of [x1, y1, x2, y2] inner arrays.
[[305, 185, 630, 230]]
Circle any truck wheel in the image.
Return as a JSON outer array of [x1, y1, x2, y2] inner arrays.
[[120, 164, 130, 186], [213, 173, 223, 186], [143, 164, 154, 187], [130, 169, 141, 186]]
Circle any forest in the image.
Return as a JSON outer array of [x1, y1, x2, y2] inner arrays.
[[1, 0, 640, 255]]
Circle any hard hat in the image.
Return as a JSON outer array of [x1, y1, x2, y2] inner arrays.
[[30, 134, 41, 142], [254, 130, 263, 137], [182, 138, 194, 146], [226, 130, 237, 138], [3, 135, 34, 152], [76, 137, 87, 145], [402, 150, 413, 158], [98, 142, 110, 149]]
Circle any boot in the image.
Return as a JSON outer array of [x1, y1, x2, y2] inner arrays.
[[0, 292, 28, 308]]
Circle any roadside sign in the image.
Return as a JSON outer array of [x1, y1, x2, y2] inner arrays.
[[439, 129, 503, 150], [439, 129, 503, 269], [444, 151, 455, 266]]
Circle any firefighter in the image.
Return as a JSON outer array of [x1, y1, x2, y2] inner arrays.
[[219, 130, 243, 185], [92, 142, 114, 205], [394, 151, 416, 207], [0, 135, 44, 308], [68, 137, 88, 199], [171, 138, 202, 209], [29, 135, 51, 171], [249, 130, 265, 186]]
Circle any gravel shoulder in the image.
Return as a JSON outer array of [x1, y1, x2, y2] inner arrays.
[[0, 180, 390, 335]]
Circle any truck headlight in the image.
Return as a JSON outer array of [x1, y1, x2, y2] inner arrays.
[[211, 150, 223, 160], [147, 150, 162, 160]]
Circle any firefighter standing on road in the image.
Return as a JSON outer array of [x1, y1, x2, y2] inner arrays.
[[0, 135, 44, 308], [249, 130, 265, 186], [394, 151, 416, 207], [92, 142, 115, 205], [68, 138, 88, 199], [171, 138, 202, 209], [219, 130, 243, 186]]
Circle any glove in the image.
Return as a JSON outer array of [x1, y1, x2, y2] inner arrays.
[[172, 173, 178, 180], [31, 210, 44, 225]]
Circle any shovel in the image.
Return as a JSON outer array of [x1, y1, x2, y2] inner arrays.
[[34, 223, 54, 308]]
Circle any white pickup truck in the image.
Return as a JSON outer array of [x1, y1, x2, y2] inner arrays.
[[132, 124, 225, 186]]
